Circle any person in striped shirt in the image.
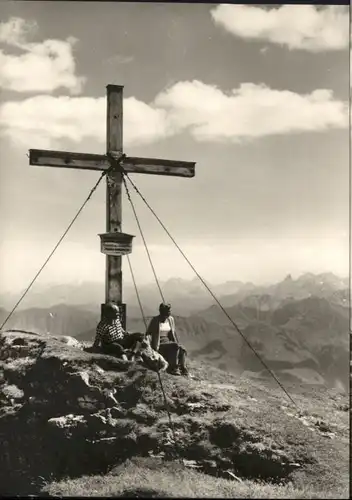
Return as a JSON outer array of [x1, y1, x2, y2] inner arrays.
[[93, 303, 144, 359]]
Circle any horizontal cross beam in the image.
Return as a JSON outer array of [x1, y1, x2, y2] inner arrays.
[[29, 149, 195, 178]]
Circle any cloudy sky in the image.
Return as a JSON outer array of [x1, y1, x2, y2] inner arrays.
[[0, 3, 349, 294]]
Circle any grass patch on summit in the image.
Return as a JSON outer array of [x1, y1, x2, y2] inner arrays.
[[42, 457, 348, 498]]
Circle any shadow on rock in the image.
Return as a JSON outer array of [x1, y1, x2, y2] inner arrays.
[[117, 487, 169, 497]]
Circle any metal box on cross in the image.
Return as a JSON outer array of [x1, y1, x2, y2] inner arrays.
[[99, 231, 135, 256]]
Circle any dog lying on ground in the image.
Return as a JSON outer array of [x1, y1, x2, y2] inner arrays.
[[84, 335, 168, 371], [130, 337, 168, 372]]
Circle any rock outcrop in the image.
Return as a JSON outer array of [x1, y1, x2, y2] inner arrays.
[[0, 330, 348, 495]]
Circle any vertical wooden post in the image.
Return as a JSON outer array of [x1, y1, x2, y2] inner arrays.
[[106, 85, 124, 315]]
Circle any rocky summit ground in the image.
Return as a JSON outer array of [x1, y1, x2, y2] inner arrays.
[[0, 330, 349, 498]]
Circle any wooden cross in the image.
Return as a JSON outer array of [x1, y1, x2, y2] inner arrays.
[[29, 84, 196, 323]]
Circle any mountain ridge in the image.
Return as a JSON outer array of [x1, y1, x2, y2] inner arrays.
[[1, 292, 348, 393], [1, 272, 348, 315], [0, 272, 348, 393]]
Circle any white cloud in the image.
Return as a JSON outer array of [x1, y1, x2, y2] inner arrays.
[[154, 81, 348, 142], [0, 17, 85, 93], [0, 81, 347, 148], [124, 97, 172, 146], [211, 5, 349, 52], [0, 96, 105, 148], [0, 94, 172, 149], [0, 16, 37, 45]]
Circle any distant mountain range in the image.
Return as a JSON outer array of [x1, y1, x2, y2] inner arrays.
[[0, 272, 349, 393], [214, 272, 349, 309], [1, 272, 348, 316], [0, 277, 252, 316]]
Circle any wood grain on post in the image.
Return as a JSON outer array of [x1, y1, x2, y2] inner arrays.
[[29, 149, 195, 177], [106, 85, 123, 307]]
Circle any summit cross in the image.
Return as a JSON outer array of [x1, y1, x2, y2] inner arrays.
[[29, 84, 196, 323]]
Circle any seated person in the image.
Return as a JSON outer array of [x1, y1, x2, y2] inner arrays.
[[146, 303, 188, 376], [93, 303, 144, 359]]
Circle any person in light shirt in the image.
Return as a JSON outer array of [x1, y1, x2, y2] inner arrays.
[[146, 303, 188, 376]]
